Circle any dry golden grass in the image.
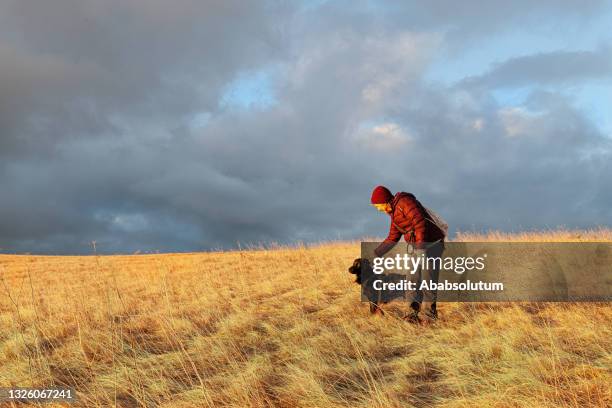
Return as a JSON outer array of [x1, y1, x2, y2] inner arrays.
[[455, 227, 612, 242], [0, 230, 611, 407]]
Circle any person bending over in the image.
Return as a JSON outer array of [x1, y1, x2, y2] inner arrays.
[[370, 185, 446, 322]]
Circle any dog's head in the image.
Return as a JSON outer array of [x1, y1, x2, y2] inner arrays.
[[349, 258, 406, 308], [348, 258, 369, 284]]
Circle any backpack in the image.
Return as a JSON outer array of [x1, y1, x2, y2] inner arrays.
[[424, 207, 448, 238], [392, 204, 449, 239]]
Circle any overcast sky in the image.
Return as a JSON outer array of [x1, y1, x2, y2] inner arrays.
[[1, 0, 611, 254]]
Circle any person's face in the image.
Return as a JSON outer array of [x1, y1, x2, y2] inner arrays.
[[372, 203, 392, 214]]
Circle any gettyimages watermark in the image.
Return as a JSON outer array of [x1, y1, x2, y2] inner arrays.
[[359, 242, 612, 302]]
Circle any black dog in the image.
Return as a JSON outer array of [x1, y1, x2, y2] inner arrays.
[[348, 258, 407, 314], [348, 258, 369, 284]]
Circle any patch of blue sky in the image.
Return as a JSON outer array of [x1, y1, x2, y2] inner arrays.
[[572, 81, 612, 136], [491, 87, 532, 107], [488, 82, 611, 135], [426, 12, 612, 86], [299, 0, 390, 14], [299, 0, 331, 12], [428, 39, 567, 86], [422, 11, 612, 134], [219, 68, 278, 110], [491, 82, 612, 136]]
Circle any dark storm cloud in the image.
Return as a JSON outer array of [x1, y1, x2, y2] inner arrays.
[[0, 0, 611, 254], [0, 0, 291, 252], [0, 0, 287, 156]]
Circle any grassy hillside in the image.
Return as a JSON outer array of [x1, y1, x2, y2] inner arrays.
[[1, 230, 611, 407]]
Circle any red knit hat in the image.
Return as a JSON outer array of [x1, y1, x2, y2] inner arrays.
[[370, 185, 393, 204]]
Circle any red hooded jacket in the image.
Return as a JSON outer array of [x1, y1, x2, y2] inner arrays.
[[375, 192, 445, 256]]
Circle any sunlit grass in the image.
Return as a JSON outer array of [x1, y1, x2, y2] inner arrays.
[[0, 229, 610, 407]]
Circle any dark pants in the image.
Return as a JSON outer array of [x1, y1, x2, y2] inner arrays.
[[408, 241, 444, 312]]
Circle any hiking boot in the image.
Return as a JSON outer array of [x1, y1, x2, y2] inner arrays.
[[423, 308, 437, 320], [422, 304, 438, 322]]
